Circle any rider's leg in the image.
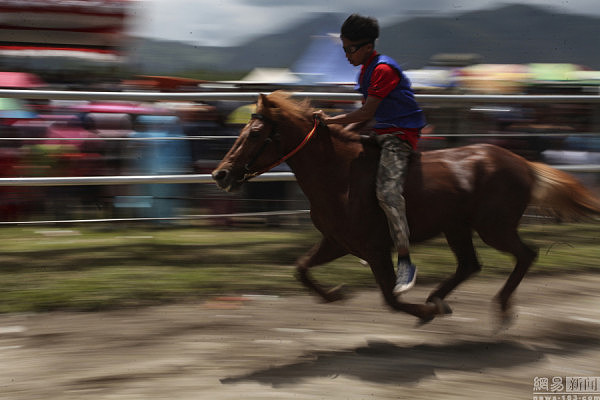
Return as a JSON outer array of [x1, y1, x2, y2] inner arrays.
[[375, 134, 416, 294]]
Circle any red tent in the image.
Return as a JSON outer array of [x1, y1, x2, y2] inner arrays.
[[0, 72, 46, 88]]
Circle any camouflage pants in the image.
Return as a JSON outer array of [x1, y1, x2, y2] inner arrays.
[[375, 134, 412, 251]]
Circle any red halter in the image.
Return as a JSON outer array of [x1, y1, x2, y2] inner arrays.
[[243, 115, 320, 180]]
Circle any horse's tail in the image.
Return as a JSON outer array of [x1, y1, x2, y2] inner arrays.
[[529, 161, 600, 221]]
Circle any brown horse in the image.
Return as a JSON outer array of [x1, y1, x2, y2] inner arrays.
[[212, 91, 600, 324]]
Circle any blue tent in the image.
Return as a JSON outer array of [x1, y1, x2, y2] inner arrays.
[[291, 33, 360, 85]]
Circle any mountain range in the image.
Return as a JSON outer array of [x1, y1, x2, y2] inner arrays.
[[127, 4, 600, 76]]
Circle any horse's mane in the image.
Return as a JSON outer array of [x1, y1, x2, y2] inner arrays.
[[266, 91, 363, 143], [266, 91, 310, 122]]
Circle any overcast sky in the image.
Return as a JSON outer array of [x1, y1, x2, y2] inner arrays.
[[129, 0, 600, 46]]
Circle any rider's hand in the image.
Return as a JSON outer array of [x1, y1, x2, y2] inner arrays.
[[313, 110, 328, 125]]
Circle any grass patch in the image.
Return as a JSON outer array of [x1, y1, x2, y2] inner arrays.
[[0, 222, 598, 313]]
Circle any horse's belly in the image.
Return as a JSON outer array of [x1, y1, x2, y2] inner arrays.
[[309, 203, 392, 253]]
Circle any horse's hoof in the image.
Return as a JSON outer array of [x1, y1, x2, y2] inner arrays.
[[491, 297, 515, 333], [414, 315, 435, 328], [322, 284, 346, 303], [429, 297, 453, 316], [493, 309, 516, 334], [414, 300, 443, 327]]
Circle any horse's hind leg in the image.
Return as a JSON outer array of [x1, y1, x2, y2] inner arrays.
[[296, 236, 349, 302], [367, 252, 448, 322], [478, 227, 538, 325], [426, 226, 481, 305]]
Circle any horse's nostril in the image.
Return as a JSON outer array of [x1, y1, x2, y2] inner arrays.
[[212, 169, 228, 182]]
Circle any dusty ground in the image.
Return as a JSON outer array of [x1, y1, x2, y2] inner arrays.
[[1, 273, 600, 400]]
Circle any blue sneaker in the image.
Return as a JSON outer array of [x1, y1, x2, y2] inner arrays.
[[393, 262, 417, 294]]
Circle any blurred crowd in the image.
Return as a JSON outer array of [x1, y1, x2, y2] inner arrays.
[[1, 68, 599, 223]]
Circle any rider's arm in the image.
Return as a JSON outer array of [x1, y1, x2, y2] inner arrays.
[[315, 64, 399, 126], [315, 95, 382, 125]]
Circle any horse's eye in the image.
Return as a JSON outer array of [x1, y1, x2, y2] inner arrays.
[[247, 120, 264, 139], [248, 129, 262, 139]]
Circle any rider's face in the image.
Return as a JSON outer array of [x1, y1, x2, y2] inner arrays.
[[341, 37, 373, 66]]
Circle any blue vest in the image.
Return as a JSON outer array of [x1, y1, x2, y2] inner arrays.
[[356, 54, 426, 130]]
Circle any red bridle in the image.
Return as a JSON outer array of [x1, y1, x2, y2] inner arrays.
[[243, 114, 320, 180]]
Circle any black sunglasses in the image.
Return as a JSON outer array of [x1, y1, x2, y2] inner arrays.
[[343, 41, 372, 54]]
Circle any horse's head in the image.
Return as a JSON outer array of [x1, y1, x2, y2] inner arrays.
[[212, 92, 311, 192]]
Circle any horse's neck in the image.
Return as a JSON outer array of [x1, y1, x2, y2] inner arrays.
[[283, 125, 364, 197]]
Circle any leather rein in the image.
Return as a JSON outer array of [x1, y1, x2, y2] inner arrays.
[[243, 113, 320, 181]]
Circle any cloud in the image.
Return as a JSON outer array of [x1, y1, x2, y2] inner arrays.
[[131, 0, 600, 46], [131, 0, 313, 45]]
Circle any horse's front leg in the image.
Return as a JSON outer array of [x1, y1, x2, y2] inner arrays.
[[296, 236, 348, 302]]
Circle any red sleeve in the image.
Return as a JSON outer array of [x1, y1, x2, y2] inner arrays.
[[368, 64, 400, 99]]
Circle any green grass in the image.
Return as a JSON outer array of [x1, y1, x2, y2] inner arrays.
[[0, 222, 598, 313]]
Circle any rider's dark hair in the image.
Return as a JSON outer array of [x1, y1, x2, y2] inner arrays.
[[341, 14, 379, 42]]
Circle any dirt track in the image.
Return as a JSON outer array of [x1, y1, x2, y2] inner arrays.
[[1, 273, 600, 400]]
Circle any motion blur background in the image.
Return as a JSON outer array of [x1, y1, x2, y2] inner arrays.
[[2, 5, 600, 399], [1, 0, 600, 225]]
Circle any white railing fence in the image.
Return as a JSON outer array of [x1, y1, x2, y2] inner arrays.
[[2, 89, 600, 103], [1, 90, 599, 225]]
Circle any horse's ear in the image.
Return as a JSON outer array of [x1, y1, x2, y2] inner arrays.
[[257, 93, 276, 120], [257, 93, 270, 109]]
